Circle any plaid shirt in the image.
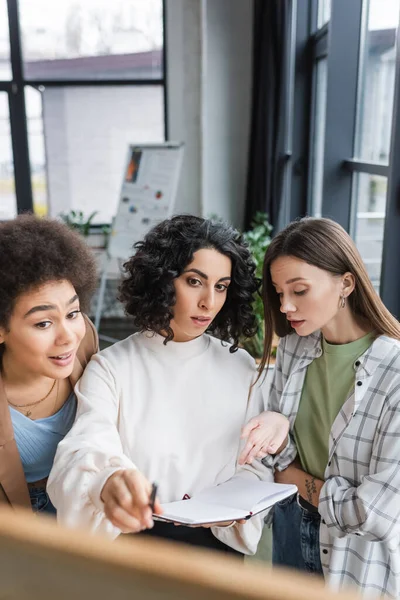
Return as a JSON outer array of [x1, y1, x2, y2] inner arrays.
[[264, 331, 400, 598]]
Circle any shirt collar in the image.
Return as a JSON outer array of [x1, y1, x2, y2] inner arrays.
[[301, 331, 398, 377], [354, 335, 399, 377], [139, 331, 211, 360]]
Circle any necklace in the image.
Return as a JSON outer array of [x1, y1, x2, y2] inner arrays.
[[51, 379, 60, 415], [5, 379, 57, 418]]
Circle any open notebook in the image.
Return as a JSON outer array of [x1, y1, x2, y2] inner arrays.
[[155, 478, 297, 525]]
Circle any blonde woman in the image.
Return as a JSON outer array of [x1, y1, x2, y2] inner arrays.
[[240, 217, 400, 597]]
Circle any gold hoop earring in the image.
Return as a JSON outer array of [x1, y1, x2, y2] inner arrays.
[[340, 295, 346, 309]]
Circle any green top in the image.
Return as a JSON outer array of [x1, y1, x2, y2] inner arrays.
[[294, 332, 375, 480]]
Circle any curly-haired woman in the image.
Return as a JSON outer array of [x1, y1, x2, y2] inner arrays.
[[48, 215, 288, 556], [0, 214, 98, 515]]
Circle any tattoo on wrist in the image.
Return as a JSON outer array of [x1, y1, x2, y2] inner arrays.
[[305, 477, 317, 504]]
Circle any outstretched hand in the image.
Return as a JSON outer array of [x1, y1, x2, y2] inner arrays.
[[101, 469, 163, 533], [238, 411, 290, 465]]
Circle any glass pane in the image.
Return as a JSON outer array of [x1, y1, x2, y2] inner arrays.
[[310, 58, 328, 216], [0, 92, 16, 219], [25, 86, 48, 216], [19, 0, 163, 81], [317, 0, 331, 28], [0, 0, 12, 80], [43, 85, 164, 223], [354, 0, 400, 162], [353, 173, 387, 291]]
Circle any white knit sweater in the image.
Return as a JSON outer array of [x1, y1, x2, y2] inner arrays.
[[48, 332, 270, 554]]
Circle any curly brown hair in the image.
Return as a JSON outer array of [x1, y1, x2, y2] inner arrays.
[[0, 214, 98, 329], [119, 215, 259, 352]]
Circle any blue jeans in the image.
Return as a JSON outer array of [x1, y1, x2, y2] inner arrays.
[[29, 487, 57, 516], [272, 493, 323, 575]]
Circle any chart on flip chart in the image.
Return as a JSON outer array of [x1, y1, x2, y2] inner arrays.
[[107, 142, 184, 260], [94, 142, 184, 334]]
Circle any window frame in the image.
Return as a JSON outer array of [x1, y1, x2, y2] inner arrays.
[[288, 0, 400, 315], [1, 0, 167, 219], [380, 20, 400, 316]]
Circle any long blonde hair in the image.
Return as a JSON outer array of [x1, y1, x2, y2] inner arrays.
[[258, 217, 400, 374]]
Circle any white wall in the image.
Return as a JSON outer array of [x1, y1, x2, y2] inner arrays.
[[43, 86, 164, 222], [166, 0, 204, 217], [203, 0, 253, 227], [166, 0, 253, 228]]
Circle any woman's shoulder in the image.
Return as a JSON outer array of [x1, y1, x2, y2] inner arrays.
[[207, 335, 257, 370], [76, 315, 99, 366], [370, 335, 400, 366], [91, 332, 143, 367]]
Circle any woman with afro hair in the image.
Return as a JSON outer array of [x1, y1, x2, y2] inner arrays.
[[48, 215, 288, 556], [0, 214, 98, 516]]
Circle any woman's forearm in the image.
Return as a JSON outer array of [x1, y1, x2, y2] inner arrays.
[[296, 470, 324, 507], [275, 464, 324, 507]]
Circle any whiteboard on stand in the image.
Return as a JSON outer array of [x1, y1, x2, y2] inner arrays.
[[107, 142, 184, 261], [94, 142, 184, 335]]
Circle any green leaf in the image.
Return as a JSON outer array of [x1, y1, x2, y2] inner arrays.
[[241, 212, 273, 358]]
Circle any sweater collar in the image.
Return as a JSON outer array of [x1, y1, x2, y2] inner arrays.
[[139, 331, 210, 359]]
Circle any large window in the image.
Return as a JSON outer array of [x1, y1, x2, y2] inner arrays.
[[286, 0, 400, 313], [0, 92, 16, 218], [310, 58, 328, 216], [0, 0, 165, 221], [352, 173, 387, 290], [355, 2, 397, 163], [317, 0, 331, 28], [0, 0, 11, 80], [18, 0, 163, 81], [308, 0, 330, 216], [350, 0, 399, 290], [25, 86, 48, 216], [43, 85, 164, 222]]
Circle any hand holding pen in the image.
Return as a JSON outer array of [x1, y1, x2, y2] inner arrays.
[[149, 482, 158, 513], [100, 469, 162, 534]]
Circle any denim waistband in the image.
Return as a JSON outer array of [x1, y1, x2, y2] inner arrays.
[[27, 477, 48, 491], [297, 493, 319, 514]]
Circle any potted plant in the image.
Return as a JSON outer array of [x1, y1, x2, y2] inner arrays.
[[59, 210, 111, 250], [241, 212, 274, 360], [59, 209, 98, 236]]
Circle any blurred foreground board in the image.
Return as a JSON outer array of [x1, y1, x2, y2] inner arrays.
[[0, 506, 359, 600]]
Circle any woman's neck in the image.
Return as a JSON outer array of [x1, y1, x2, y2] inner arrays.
[[321, 309, 373, 345], [1, 352, 53, 390]]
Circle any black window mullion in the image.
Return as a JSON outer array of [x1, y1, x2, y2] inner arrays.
[[312, 23, 329, 59], [343, 159, 389, 178], [23, 79, 164, 87], [380, 16, 400, 317], [288, 0, 314, 223], [7, 0, 33, 213], [320, 0, 363, 229], [162, 0, 168, 140]]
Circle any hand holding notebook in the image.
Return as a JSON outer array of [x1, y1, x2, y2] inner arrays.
[[155, 477, 297, 525]]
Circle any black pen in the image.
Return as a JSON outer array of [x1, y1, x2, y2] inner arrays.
[[149, 482, 158, 512]]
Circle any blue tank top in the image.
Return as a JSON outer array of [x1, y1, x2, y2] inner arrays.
[[10, 392, 77, 483]]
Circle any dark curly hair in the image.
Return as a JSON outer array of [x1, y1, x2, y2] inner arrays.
[[0, 214, 98, 330], [118, 215, 259, 352]]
